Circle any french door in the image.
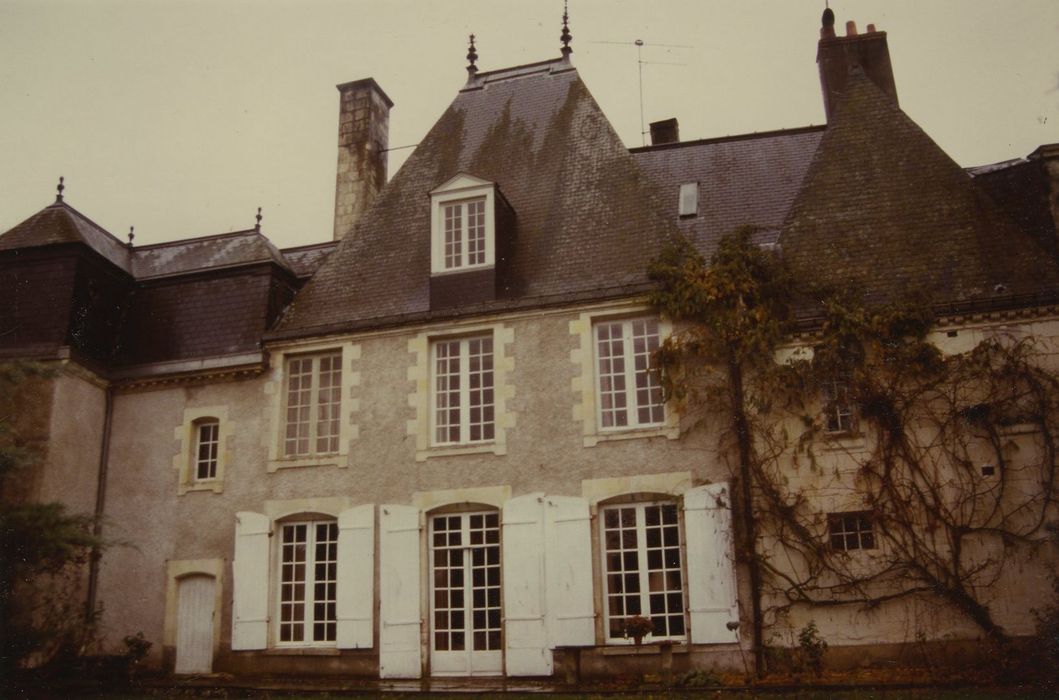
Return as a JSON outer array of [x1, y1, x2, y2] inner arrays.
[[429, 511, 502, 676]]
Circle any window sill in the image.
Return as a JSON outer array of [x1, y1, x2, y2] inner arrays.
[[821, 432, 866, 452], [600, 642, 688, 656], [416, 442, 505, 462], [430, 263, 496, 277], [267, 455, 345, 472], [177, 481, 223, 496], [265, 647, 340, 656], [584, 425, 679, 448]]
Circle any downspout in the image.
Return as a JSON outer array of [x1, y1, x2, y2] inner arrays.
[[84, 384, 114, 622]]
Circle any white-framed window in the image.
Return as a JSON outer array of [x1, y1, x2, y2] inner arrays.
[[193, 419, 219, 481], [284, 352, 342, 457], [174, 407, 231, 495], [600, 501, 686, 642], [430, 173, 496, 274], [678, 182, 699, 217], [278, 519, 339, 645], [828, 511, 875, 551], [432, 335, 495, 446], [441, 198, 487, 270], [595, 318, 665, 430], [823, 375, 855, 434]]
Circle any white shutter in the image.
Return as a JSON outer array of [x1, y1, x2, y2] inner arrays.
[[684, 483, 740, 644], [232, 511, 270, 650], [544, 495, 595, 647], [502, 493, 552, 676], [336, 504, 374, 649], [378, 504, 422, 678]]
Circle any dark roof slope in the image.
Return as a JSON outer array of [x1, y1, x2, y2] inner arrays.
[[272, 58, 677, 337], [282, 241, 339, 278], [131, 230, 294, 278], [632, 127, 823, 257], [780, 71, 1059, 310], [969, 152, 1059, 261], [0, 201, 132, 272]]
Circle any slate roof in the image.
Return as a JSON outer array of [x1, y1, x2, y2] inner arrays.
[[131, 230, 294, 279], [631, 126, 824, 257], [282, 241, 339, 278], [0, 201, 132, 272], [271, 58, 678, 338], [779, 70, 1059, 312]]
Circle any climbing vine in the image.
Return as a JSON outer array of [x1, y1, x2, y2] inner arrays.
[[651, 230, 1059, 669]]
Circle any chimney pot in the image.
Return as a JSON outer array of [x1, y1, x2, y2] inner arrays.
[[846, 21, 858, 36], [649, 118, 680, 146], [867, 23, 877, 33]]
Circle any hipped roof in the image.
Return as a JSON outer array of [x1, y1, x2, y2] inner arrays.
[[271, 58, 678, 337], [779, 70, 1059, 310]]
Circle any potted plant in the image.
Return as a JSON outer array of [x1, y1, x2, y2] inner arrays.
[[623, 615, 654, 646]]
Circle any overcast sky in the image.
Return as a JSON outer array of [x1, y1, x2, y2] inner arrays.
[[2, 0, 1058, 250]]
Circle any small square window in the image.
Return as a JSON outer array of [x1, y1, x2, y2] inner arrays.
[[678, 182, 698, 217], [828, 511, 876, 551]]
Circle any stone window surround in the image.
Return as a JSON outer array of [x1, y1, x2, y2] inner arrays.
[[174, 406, 232, 495], [570, 305, 679, 448], [264, 340, 360, 472], [407, 321, 515, 461]]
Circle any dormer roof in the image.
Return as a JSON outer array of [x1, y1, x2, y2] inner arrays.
[[0, 201, 132, 272]]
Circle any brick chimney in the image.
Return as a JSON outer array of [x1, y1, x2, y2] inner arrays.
[[333, 78, 393, 241], [650, 118, 680, 146], [816, 10, 898, 121]]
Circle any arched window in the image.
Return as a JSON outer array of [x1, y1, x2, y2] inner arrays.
[[276, 515, 339, 645]]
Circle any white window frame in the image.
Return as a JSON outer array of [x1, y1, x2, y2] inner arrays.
[[276, 518, 339, 647], [430, 334, 495, 447], [282, 352, 343, 458], [174, 406, 231, 495], [593, 317, 666, 432], [193, 419, 220, 481], [599, 500, 687, 644], [823, 375, 856, 434], [430, 173, 496, 275], [827, 511, 876, 551]]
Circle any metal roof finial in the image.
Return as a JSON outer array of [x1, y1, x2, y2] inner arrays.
[[127, 226, 135, 249], [561, 0, 573, 59], [255, 207, 263, 233], [55, 176, 65, 203], [466, 34, 478, 78]]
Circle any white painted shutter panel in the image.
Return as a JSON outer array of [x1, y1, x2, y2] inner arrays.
[[232, 511, 270, 650], [684, 483, 740, 644], [502, 493, 552, 676], [336, 504, 374, 649], [378, 504, 421, 679], [544, 495, 595, 647]]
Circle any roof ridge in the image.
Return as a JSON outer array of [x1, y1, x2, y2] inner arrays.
[[630, 125, 826, 153], [48, 201, 128, 249], [469, 57, 571, 86], [281, 240, 338, 254], [132, 228, 260, 250]]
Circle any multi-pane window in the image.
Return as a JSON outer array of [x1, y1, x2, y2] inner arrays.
[[433, 335, 494, 445], [823, 375, 855, 433], [284, 353, 342, 457], [601, 502, 685, 641], [828, 511, 875, 551], [430, 512, 502, 654], [278, 520, 338, 644], [595, 318, 665, 429], [442, 198, 487, 270], [194, 420, 219, 481]]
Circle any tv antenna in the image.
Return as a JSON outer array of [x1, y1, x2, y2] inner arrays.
[[589, 39, 691, 145]]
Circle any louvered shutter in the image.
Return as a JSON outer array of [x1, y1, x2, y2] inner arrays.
[[684, 483, 740, 643], [378, 504, 422, 678], [232, 511, 270, 650], [502, 493, 552, 676], [544, 495, 595, 647], [336, 504, 374, 649]]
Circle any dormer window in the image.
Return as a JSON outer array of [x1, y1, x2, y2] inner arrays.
[[430, 173, 497, 275]]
